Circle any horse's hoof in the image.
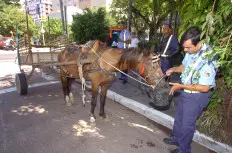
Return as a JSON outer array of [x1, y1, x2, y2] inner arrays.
[[82, 104, 85, 107], [90, 117, 95, 123], [99, 113, 106, 118]]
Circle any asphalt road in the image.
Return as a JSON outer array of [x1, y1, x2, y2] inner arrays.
[[0, 50, 17, 61], [0, 50, 215, 153], [0, 83, 177, 153]]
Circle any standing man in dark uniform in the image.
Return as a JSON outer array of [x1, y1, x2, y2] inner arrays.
[[158, 24, 180, 74], [163, 27, 218, 153]]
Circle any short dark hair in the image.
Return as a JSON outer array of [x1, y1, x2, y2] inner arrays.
[[181, 26, 201, 46]]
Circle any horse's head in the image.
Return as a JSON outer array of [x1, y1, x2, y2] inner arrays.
[[118, 48, 164, 88], [137, 51, 164, 88], [81, 40, 106, 53]]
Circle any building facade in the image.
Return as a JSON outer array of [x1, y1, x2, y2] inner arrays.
[[52, 0, 112, 12], [26, 0, 52, 23], [52, 0, 79, 13]]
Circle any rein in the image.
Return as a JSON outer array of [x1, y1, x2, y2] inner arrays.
[[87, 44, 164, 89]]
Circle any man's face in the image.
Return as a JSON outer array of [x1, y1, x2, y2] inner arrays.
[[119, 24, 126, 30], [161, 25, 171, 36], [182, 39, 200, 54]]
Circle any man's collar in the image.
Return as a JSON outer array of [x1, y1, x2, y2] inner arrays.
[[193, 44, 209, 58]]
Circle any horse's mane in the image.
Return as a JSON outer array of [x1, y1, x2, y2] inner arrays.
[[117, 48, 151, 69]]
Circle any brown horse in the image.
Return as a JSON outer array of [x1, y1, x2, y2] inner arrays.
[[58, 40, 163, 122]]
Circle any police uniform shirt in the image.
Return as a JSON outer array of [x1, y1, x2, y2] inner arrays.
[[117, 29, 131, 49], [181, 44, 218, 88]]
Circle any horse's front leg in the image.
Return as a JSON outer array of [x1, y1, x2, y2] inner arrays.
[[99, 83, 111, 118], [90, 87, 98, 122], [60, 74, 71, 106]]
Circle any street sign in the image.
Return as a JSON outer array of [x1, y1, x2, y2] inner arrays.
[[41, 28, 45, 34], [41, 16, 47, 21]]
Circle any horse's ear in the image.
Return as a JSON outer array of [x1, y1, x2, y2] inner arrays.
[[92, 40, 100, 52], [138, 53, 144, 62]]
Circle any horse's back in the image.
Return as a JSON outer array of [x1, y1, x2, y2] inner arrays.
[[58, 45, 81, 62]]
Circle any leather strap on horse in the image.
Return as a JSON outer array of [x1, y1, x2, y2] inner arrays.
[[83, 68, 116, 76], [139, 64, 145, 76]]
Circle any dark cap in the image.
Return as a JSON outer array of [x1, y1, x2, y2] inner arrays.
[[162, 23, 172, 29], [118, 21, 126, 25]]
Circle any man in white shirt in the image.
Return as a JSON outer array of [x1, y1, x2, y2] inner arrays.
[[129, 32, 139, 48], [117, 21, 131, 84]]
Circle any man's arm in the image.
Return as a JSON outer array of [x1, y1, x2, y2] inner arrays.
[[166, 64, 184, 76], [169, 83, 210, 95], [118, 38, 131, 44]]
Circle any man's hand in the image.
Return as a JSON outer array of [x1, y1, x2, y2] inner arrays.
[[166, 68, 174, 76], [169, 82, 183, 95]]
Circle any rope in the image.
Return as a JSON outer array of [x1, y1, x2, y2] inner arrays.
[[78, 66, 86, 106], [87, 44, 164, 89]]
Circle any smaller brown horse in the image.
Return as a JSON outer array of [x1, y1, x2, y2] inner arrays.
[[58, 40, 163, 122]]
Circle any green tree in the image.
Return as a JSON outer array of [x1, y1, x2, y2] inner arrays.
[[111, 0, 174, 45], [178, 0, 232, 144], [0, 0, 20, 11], [43, 18, 63, 42], [0, 5, 36, 37], [71, 7, 110, 44]]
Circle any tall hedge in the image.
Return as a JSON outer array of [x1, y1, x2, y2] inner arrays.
[[71, 7, 109, 44]]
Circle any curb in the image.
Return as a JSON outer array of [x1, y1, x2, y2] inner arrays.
[[106, 90, 232, 153]]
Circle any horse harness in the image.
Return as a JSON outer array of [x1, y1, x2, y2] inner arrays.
[[77, 46, 116, 77]]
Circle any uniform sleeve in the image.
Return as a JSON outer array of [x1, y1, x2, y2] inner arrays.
[[182, 53, 188, 65], [126, 30, 131, 40], [166, 36, 179, 55], [198, 62, 217, 87]]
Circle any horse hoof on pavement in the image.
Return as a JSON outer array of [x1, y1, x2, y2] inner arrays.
[[89, 113, 96, 122], [90, 116, 96, 123], [99, 113, 106, 118]]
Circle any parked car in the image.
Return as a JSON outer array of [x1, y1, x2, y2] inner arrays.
[[0, 37, 15, 51], [0, 39, 6, 49]]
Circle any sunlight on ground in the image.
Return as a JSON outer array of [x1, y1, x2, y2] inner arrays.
[[72, 120, 105, 138], [128, 122, 160, 134], [0, 80, 12, 88], [11, 103, 48, 116]]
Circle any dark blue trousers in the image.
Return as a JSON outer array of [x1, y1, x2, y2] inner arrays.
[[172, 91, 211, 153], [120, 70, 128, 81], [160, 58, 170, 74]]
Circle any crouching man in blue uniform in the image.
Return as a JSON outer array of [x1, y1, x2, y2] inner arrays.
[[163, 27, 218, 153]]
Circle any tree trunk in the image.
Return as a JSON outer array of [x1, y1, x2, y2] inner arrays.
[[173, 11, 180, 37], [128, 0, 132, 32]]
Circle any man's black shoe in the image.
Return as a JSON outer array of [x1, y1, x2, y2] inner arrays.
[[170, 148, 181, 153], [163, 138, 179, 146]]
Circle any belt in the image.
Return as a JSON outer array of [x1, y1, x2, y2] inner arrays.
[[184, 89, 200, 93]]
